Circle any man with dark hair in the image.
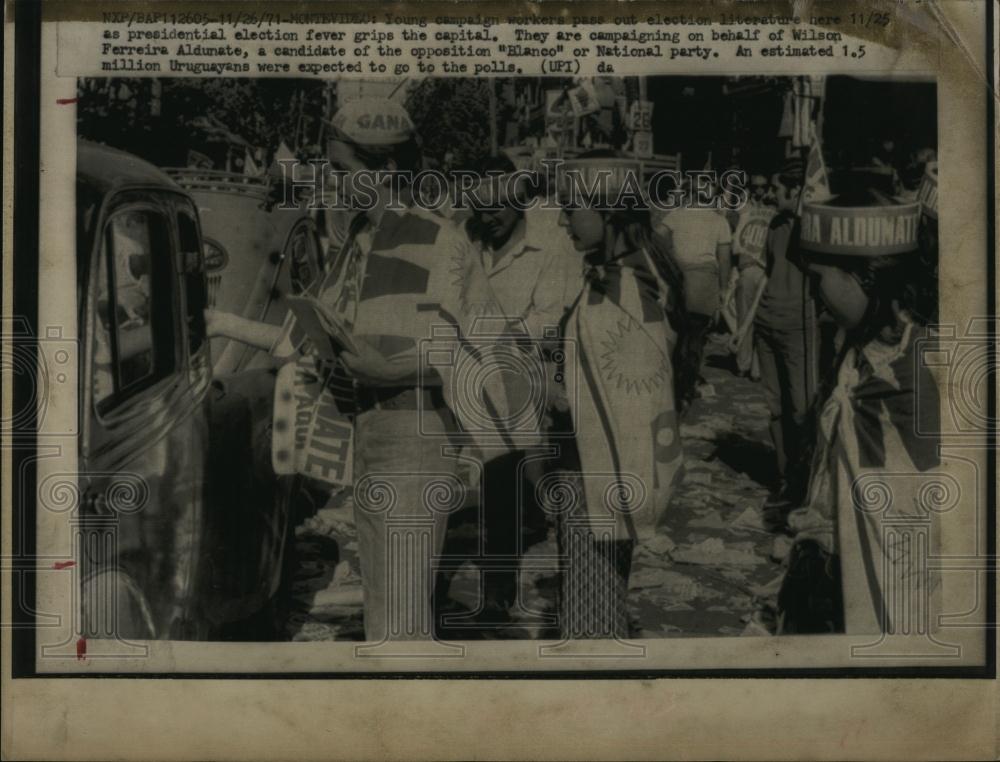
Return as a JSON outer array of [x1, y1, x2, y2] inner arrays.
[[753, 158, 816, 518], [460, 154, 582, 629]]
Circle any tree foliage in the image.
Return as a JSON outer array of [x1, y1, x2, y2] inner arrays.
[[405, 78, 499, 170], [77, 78, 327, 167], [78, 76, 507, 171]]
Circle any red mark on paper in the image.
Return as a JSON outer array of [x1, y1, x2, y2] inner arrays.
[[56, 97, 78, 105], [76, 637, 87, 660], [52, 560, 76, 570]]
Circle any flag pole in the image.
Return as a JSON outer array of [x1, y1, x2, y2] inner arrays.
[[801, 119, 824, 402]]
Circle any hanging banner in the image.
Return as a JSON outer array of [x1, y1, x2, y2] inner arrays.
[[271, 358, 354, 487], [567, 80, 601, 117], [800, 202, 922, 257], [733, 205, 776, 267], [545, 90, 575, 133]]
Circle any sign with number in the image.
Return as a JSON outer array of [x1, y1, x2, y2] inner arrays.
[[627, 100, 654, 132]]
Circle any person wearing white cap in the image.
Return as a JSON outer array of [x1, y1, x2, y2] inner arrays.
[[316, 97, 421, 259], [654, 174, 733, 392], [777, 196, 940, 636], [207, 97, 513, 646]]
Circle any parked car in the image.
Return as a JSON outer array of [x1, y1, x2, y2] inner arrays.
[[162, 167, 324, 376], [76, 140, 294, 640]]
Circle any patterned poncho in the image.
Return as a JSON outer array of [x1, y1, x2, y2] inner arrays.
[[788, 319, 943, 634], [563, 249, 684, 541]]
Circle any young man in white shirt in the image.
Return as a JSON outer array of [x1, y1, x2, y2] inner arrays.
[[655, 179, 732, 390], [458, 156, 583, 629]]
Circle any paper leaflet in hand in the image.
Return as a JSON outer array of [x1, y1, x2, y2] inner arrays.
[[342, 210, 545, 456], [283, 294, 360, 359]]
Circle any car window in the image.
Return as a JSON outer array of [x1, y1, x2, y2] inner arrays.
[[176, 206, 207, 355], [92, 207, 175, 413]]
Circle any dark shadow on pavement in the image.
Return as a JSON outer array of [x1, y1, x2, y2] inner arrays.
[[704, 352, 740, 375], [709, 431, 779, 489]]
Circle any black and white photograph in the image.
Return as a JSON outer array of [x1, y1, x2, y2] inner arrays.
[[4, 2, 996, 760], [69, 72, 946, 645]]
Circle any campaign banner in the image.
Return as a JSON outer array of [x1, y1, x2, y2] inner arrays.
[[567, 79, 601, 117], [732, 205, 776, 266], [271, 358, 354, 487], [800, 201, 921, 256], [544, 89, 575, 134]]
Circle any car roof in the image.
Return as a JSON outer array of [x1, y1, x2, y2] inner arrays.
[[77, 141, 192, 274], [77, 139, 182, 197]]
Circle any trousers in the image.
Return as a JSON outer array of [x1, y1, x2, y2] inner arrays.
[[480, 450, 546, 612], [735, 265, 765, 374], [755, 320, 813, 495], [350, 404, 460, 642]]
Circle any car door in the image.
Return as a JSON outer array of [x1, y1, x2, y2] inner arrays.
[[79, 189, 211, 640], [174, 195, 291, 628]]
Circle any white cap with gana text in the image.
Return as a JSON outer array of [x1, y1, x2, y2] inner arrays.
[[330, 98, 415, 147]]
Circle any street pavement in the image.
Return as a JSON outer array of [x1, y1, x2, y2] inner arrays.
[[284, 334, 787, 642]]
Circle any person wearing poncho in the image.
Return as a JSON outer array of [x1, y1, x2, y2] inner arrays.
[[778, 198, 941, 635], [551, 154, 693, 639]]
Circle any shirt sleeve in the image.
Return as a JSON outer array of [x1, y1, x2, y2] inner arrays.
[[523, 235, 584, 347], [765, 220, 791, 274]]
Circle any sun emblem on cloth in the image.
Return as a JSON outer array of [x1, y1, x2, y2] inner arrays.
[[599, 315, 669, 395]]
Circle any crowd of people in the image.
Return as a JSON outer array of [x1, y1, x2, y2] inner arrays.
[[205, 95, 941, 643]]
